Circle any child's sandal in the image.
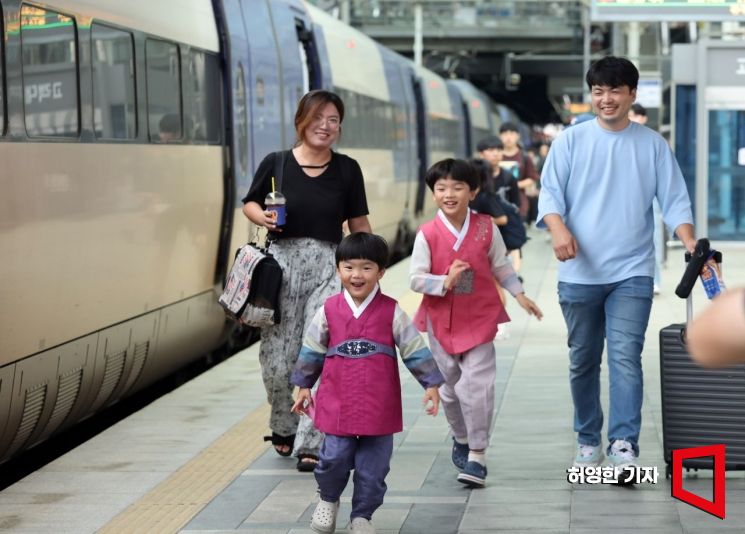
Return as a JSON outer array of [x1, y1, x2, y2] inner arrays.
[[296, 453, 319, 472], [263, 432, 295, 457]]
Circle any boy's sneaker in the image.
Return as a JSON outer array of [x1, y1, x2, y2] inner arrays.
[[573, 443, 604, 468], [349, 517, 376, 533], [608, 439, 638, 485], [457, 461, 487, 488], [451, 438, 469, 470], [310, 499, 339, 533]]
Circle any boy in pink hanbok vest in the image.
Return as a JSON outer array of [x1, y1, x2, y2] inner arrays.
[[410, 159, 543, 488], [291, 233, 444, 534]]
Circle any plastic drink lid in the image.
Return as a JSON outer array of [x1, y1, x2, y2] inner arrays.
[[265, 191, 286, 204]]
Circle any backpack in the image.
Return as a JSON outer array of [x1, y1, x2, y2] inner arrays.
[[495, 197, 527, 251]]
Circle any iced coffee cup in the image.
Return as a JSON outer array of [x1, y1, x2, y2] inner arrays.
[[265, 191, 286, 226]]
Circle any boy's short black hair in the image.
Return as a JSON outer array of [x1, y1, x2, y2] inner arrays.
[[630, 103, 647, 116], [425, 158, 479, 192], [476, 135, 503, 152], [468, 158, 490, 190], [335, 232, 389, 269], [499, 122, 519, 134], [585, 56, 639, 91]]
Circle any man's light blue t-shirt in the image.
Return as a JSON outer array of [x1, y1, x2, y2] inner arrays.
[[537, 119, 693, 284]]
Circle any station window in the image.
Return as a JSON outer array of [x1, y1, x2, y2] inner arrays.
[[91, 24, 136, 139], [146, 39, 181, 142], [185, 50, 221, 143], [21, 5, 79, 138]]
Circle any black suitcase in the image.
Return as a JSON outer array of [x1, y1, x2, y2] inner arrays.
[[660, 245, 745, 478]]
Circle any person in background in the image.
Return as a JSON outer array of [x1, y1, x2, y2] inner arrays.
[[410, 158, 542, 488], [537, 56, 695, 477], [628, 102, 664, 295], [242, 90, 372, 472], [291, 233, 443, 534], [688, 288, 745, 368], [499, 122, 540, 225]]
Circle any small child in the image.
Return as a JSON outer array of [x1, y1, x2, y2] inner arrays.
[[291, 232, 444, 534], [410, 158, 543, 488]]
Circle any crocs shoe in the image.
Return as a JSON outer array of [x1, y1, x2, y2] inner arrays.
[[310, 499, 339, 533], [573, 443, 604, 468], [451, 438, 469, 470], [349, 517, 376, 533], [456, 460, 487, 488]]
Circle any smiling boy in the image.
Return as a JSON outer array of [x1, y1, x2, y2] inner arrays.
[[291, 232, 443, 534], [410, 158, 542, 488]]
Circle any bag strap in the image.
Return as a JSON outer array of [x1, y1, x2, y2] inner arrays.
[[273, 150, 288, 193]]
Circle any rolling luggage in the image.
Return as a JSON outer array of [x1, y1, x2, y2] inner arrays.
[[659, 241, 745, 478]]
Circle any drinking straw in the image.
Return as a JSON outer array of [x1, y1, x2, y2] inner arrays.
[[271, 176, 276, 193]]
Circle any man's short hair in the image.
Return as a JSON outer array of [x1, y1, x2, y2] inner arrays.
[[630, 103, 647, 117], [585, 56, 639, 91], [335, 232, 389, 269], [425, 158, 479, 192], [476, 135, 503, 152], [499, 122, 519, 134]]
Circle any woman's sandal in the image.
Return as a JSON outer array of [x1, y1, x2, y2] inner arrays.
[[296, 453, 319, 472], [263, 432, 295, 457]]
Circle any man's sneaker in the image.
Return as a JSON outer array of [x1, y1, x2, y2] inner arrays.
[[451, 438, 469, 470], [457, 461, 487, 488], [573, 443, 604, 468], [349, 517, 376, 533], [607, 440, 638, 468], [608, 439, 638, 484], [310, 499, 339, 533]]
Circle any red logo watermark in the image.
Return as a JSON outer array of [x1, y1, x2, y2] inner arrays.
[[671, 444, 726, 520]]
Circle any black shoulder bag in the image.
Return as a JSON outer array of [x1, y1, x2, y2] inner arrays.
[[218, 151, 287, 327]]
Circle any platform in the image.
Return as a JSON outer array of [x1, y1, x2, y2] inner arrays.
[[1, 229, 744, 533]]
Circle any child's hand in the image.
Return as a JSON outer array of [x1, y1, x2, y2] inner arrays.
[[445, 259, 470, 291], [423, 386, 440, 416], [291, 388, 312, 415], [515, 293, 543, 320]]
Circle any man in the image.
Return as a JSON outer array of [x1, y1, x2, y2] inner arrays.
[[537, 56, 696, 474], [499, 123, 539, 223], [628, 102, 663, 295]]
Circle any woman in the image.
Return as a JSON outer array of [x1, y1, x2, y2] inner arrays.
[[242, 90, 372, 471]]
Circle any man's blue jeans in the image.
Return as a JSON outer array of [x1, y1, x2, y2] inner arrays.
[[558, 276, 653, 455]]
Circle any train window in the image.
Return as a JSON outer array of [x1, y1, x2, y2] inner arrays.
[[21, 5, 79, 138], [185, 50, 220, 143], [146, 39, 181, 142], [91, 24, 136, 140]]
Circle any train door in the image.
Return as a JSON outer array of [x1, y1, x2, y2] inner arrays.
[[411, 74, 428, 216], [460, 99, 473, 157], [265, 0, 322, 149]]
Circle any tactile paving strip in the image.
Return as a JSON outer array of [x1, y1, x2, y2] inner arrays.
[[99, 404, 270, 533]]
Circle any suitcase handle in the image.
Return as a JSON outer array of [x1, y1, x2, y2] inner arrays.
[[675, 238, 710, 299]]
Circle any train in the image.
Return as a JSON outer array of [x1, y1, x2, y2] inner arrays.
[[0, 0, 525, 464]]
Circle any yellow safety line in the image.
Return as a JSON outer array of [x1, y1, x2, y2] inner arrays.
[[99, 404, 270, 534]]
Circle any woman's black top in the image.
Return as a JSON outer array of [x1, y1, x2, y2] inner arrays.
[[242, 150, 369, 244]]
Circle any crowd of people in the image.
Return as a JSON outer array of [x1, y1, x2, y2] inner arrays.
[[237, 56, 738, 534]]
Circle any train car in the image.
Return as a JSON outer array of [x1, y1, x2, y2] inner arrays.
[[0, 0, 521, 464], [448, 79, 499, 157], [0, 0, 227, 464]]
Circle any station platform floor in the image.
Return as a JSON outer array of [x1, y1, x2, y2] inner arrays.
[[2, 229, 745, 533]]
